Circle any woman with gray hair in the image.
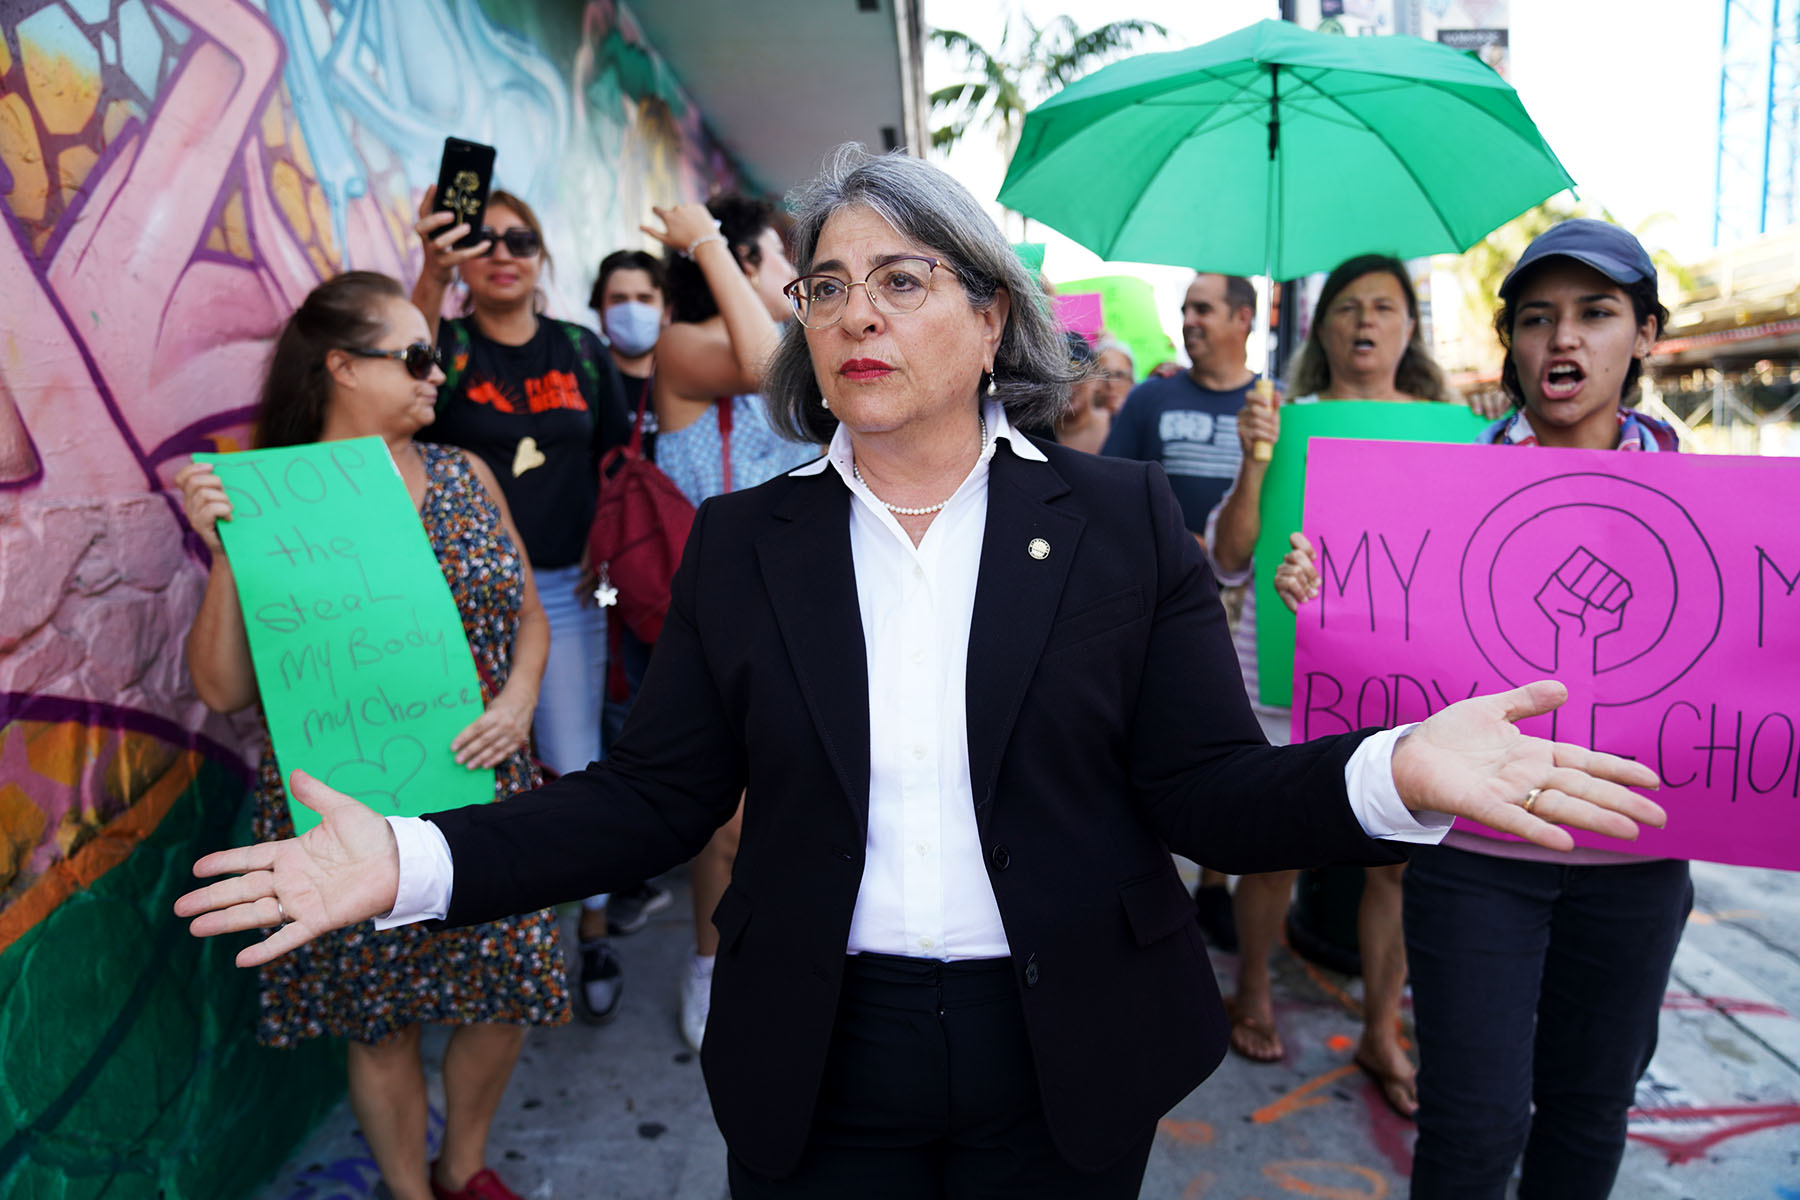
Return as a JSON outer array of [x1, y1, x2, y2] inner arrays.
[[178, 146, 1667, 1198]]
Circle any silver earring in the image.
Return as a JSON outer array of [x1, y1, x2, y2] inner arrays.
[[986, 373, 997, 397], [821, 396, 829, 410]]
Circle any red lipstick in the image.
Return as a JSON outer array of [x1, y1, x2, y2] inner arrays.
[[840, 358, 893, 380]]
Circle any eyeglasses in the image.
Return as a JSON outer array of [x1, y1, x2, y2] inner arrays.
[[1094, 369, 1133, 386], [479, 227, 543, 258], [782, 256, 950, 329], [344, 341, 443, 380]]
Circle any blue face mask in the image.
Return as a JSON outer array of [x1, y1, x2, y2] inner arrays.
[[602, 300, 663, 357]]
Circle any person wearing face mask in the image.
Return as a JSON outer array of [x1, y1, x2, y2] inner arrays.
[[411, 188, 635, 1027], [639, 193, 821, 1053], [1205, 254, 1461, 1118], [591, 250, 670, 430], [586, 250, 677, 936]]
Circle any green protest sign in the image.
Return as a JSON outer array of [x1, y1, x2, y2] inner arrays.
[[1056, 274, 1176, 380], [195, 437, 492, 832], [1253, 402, 1489, 707]]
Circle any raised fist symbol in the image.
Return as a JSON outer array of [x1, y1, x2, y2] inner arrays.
[[1533, 547, 1633, 745], [1535, 547, 1633, 672]]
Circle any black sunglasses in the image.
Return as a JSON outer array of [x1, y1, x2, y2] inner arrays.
[[479, 227, 542, 258], [344, 341, 443, 380]]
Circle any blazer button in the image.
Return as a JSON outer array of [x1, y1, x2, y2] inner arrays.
[[1024, 954, 1040, 987], [990, 844, 1011, 871]]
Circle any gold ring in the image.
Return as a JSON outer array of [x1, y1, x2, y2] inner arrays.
[[1522, 787, 1543, 815]]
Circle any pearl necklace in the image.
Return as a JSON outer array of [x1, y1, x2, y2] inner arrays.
[[852, 413, 988, 517]]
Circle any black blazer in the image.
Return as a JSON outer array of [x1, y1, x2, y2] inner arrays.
[[428, 437, 1403, 1176]]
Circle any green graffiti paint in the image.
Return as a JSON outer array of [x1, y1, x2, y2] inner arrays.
[[0, 760, 343, 1197]]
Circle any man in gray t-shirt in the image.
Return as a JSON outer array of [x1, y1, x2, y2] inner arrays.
[[1101, 273, 1260, 546]]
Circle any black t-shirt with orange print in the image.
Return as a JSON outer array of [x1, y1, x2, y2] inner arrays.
[[431, 316, 631, 569]]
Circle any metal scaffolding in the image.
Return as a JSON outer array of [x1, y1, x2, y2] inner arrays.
[[1714, 0, 1800, 246]]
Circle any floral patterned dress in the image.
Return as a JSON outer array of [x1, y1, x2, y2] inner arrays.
[[252, 443, 569, 1046]]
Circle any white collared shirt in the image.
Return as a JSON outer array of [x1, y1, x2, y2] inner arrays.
[[379, 401, 1444, 940], [787, 397, 1021, 957]]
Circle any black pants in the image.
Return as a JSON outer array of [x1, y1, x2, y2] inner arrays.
[[1404, 845, 1692, 1200], [727, 953, 1155, 1198]]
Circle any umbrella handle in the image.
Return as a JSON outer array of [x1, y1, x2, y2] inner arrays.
[[1250, 377, 1275, 462]]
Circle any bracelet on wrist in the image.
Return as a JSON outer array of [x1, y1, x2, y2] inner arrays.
[[682, 232, 727, 259]]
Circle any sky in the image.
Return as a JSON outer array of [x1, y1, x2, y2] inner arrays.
[[920, 0, 1728, 367]]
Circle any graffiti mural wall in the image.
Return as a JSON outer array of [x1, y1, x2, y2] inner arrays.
[[0, 0, 743, 1191]]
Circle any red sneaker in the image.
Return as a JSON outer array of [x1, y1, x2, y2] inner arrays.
[[430, 1166, 524, 1200]]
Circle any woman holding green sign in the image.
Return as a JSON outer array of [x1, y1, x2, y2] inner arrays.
[[177, 271, 565, 1200], [1272, 221, 1689, 1200], [1206, 253, 1459, 1117]]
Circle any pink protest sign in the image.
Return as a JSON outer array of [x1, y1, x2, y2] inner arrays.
[[1051, 292, 1104, 343], [1293, 439, 1800, 870]]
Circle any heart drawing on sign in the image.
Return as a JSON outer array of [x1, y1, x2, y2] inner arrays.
[[512, 436, 547, 477], [325, 737, 427, 811]]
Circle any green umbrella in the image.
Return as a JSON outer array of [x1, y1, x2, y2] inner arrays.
[[998, 19, 1573, 281]]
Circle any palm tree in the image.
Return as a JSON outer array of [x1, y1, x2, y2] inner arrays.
[[929, 14, 1167, 162]]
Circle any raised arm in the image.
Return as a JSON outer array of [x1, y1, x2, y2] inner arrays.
[[643, 204, 781, 401], [410, 190, 490, 346], [1209, 392, 1279, 574]]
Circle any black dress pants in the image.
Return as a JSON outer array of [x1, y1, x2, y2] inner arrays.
[[727, 953, 1155, 1198], [1404, 844, 1692, 1200]]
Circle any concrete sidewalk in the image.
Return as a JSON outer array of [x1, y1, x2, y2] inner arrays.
[[253, 860, 1800, 1199]]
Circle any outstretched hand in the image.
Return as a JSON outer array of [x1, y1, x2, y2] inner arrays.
[[1391, 680, 1666, 850], [174, 770, 402, 967]]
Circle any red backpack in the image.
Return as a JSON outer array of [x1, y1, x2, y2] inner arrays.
[[587, 388, 731, 643]]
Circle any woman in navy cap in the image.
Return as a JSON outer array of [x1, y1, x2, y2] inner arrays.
[[1274, 219, 1689, 1200]]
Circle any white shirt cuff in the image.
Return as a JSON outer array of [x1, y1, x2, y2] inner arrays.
[[1343, 724, 1452, 844], [373, 815, 455, 928]]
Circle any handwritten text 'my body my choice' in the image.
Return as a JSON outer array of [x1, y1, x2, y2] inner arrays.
[[252, 526, 474, 752]]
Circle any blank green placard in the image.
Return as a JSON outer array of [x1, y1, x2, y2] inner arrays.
[[195, 437, 493, 831], [1254, 403, 1489, 707]]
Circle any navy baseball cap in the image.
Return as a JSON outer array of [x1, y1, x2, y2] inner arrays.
[[1498, 219, 1656, 301]]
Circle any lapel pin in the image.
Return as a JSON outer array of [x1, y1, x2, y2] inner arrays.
[[1028, 538, 1050, 560]]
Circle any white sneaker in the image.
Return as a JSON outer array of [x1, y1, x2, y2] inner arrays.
[[680, 956, 713, 1051]]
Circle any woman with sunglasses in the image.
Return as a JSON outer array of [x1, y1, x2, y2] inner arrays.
[[639, 194, 820, 1051], [176, 271, 563, 1200], [413, 188, 635, 1025]]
